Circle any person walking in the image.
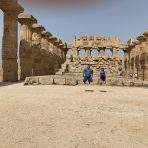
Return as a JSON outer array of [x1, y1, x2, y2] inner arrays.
[[83, 65, 93, 84], [99, 68, 106, 85]]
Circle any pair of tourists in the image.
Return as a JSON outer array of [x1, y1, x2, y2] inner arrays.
[[83, 65, 106, 84]]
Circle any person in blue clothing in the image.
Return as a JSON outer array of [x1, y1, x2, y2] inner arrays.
[[83, 65, 93, 84], [99, 68, 106, 84]]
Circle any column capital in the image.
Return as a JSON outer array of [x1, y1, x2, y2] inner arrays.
[[18, 14, 37, 24], [42, 31, 52, 38], [0, 0, 24, 13], [32, 24, 45, 32], [137, 35, 146, 42], [32, 24, 45, 46], [49, 36, 57, 44]]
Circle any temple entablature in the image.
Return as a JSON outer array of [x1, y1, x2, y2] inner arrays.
[[70, 36, 127, 50]]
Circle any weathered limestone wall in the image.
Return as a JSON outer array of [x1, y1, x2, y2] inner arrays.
[[66, 55, 122, 77], [125, 32, 148, 81], [63, 36, 125, 77]]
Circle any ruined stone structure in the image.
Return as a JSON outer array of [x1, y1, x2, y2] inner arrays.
[[56, 36, 127, 77], [19, 15, 67, 80], [0, 0, 68, 82], [1, 0, 148, 84], [125, 32, 148, 81]]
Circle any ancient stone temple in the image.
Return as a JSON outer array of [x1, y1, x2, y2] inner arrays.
[[56, 36, 127, 77], [0, 0, 148, 84], [18, 15, 68, 80]]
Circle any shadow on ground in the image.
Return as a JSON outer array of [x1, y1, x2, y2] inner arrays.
[[0, 81, 23, 87]]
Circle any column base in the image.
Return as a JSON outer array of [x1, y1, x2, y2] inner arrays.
[[2, 59, 18, 82], [19, 58, 32, 80]]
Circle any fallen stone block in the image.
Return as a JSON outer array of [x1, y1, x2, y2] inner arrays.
[[134, 81, 144, 87], [30, 77, 39, 85], [24, 76, 39, 85], [54, 77, 66, 85], [39, 76, 54, 85], [65, 77, 78, 86], [143, 82, 148, 87], [24, 77, 31, 85]]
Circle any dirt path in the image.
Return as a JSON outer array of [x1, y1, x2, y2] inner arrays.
[[0, 83, 148, 148]]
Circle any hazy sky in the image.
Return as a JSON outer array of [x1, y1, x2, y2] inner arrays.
[[0, 0, 148, 62]]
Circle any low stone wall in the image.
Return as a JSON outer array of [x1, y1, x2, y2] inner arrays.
[[24, 75, 78, 86], [106, 78, 148, 87], [24, 75, 148, 87]]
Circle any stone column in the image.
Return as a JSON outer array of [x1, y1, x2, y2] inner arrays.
[[48, 36, 57, 74], [41, 31, 51, 75], [63, 50, 67, 62], [53, 39, 61, 72], [53, 40, 59, 56], [126, 46, 132, 76], [18, 15, 37, 80], [63, 44, 68, 62], [112, 47, 119, 57], [143, 32, 148, 80], [99, 47, 105, 56], [48, 36, 56, 53], [85, 48, 91, 57], [1, 3, 24, 82], [73, 47, 78, 57], [32, 24, 45, 76], [124, 50, 128, 74], [130, 47, 135, 75], [137, 35, 146, 80], [59, 42, 64, 61]]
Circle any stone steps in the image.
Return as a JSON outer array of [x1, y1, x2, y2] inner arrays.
[[56, 63, 68, 75]]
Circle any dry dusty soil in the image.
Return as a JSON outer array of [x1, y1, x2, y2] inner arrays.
[[0, 83, 148, 148]]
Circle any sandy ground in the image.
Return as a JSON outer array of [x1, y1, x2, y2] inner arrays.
[[0, 83, 148, 148]]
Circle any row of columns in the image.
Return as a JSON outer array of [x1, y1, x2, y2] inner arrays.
[[125, 32, 148, 81], [18, 15, 68, 80], [0, 0, 68, 82], [72, 47, 121, 57]]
